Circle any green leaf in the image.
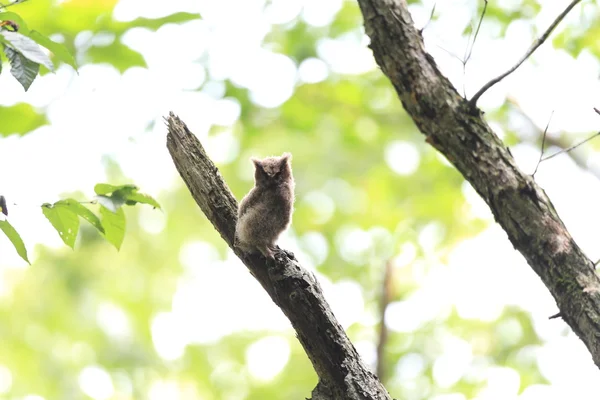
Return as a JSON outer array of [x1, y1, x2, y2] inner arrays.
[[111, 12, 201, 33], [95, 184, 138, 212], [124, 192, 161, 209], [112, 186, 139, 203], [41, 203, 79, 249], [0, 13, 75, 71], [55, 199, 104, 234], [1, 31, 53, 71], [100, 205, 125, 250], [94, 183, 138, 196], [0, 103, 47, 136], [94, 183, 120, 195], [93, 183, 159, 211], [27, 30, 77, 70], [87, 40, 145, 73], [0, 12, 28, 32], [96, 194, 125, 213], [0, 219, 29, 264], [3, 45, 38, 91]]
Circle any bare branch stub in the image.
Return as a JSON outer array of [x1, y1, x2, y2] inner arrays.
[[469, 0, 582, 107], [165, 113, 392, 400]]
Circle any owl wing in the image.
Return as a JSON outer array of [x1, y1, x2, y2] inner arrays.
[[238, 187, 261, 218]]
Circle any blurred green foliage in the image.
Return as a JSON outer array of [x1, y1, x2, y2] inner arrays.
[[0, 102, 46, 136], [0, 0, 567, 399]]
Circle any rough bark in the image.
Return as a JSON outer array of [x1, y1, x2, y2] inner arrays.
[[357, 0, 600, 367], [166, 113, 392, 400]]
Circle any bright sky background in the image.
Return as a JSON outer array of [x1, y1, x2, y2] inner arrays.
[[1, 0, 600, 398]]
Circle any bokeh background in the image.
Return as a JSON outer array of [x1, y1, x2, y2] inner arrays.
[[1, 0, 600, 399]]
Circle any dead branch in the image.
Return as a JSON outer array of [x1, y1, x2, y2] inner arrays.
[[165, 113, 391, 400]]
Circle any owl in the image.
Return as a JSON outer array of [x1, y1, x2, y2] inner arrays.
[[235, 153, 294, 258]]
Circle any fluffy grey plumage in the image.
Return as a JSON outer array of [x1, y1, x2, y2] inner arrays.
[[235, 153, 295, 258]]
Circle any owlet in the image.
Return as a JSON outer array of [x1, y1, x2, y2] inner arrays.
[[235, 153, 295, 258]]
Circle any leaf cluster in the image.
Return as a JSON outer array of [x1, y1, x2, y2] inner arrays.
[[0, 11, 77, 90], [0, 183, 160, 263]]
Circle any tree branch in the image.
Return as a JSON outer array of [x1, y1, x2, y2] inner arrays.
[[541, 131, 600, 163], [376, 260, 393, 382], [357, 0, 600, 368], [469, 0, 581, 107], [531, 110, 553, 177], [165, 113, 391, 400], [509, 103, 600, 180]]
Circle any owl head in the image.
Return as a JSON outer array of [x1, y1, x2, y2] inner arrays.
[[252, 153, 292, 186]]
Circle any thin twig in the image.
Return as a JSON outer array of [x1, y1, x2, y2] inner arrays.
[[458, 0, 488, 97], [434, 43, 464, 63], [419, 3, 437, 33], [10, 199, 98, 208], [417, 0, 487, 96], [427, 1, 487, 97], [464, 0, 488, 65], [0, 0, 28, 10], [541, 131, 600, 162], [469, 0, 582, 107], [460, 25, 472, 97], [462, 24, 474, 65], [509, 102, 600, 181], [532, 110, 554, 177], [376, 260, 393, 382]]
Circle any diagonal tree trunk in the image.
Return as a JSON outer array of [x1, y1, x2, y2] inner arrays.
[[166, 114, 392, 400], [356, 0, 600, 368]]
